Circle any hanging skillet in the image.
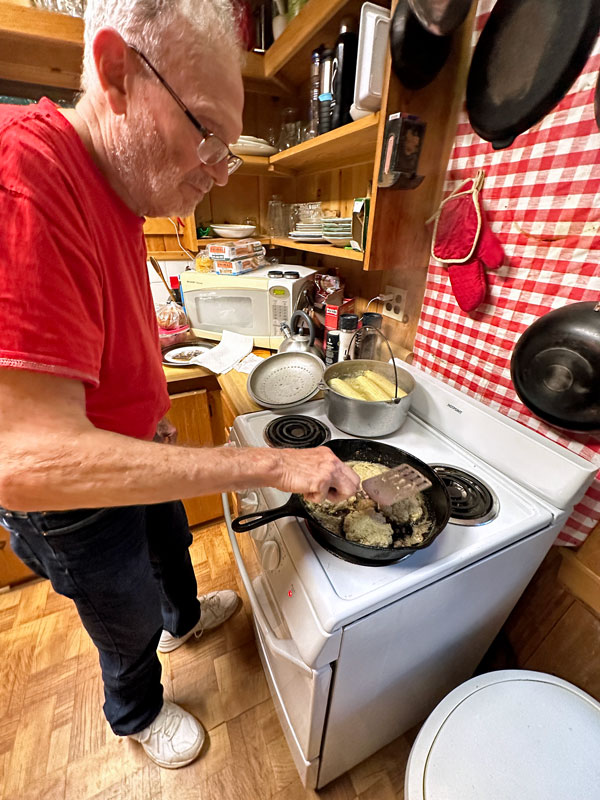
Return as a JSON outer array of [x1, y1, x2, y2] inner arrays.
[[232, 439, 451, 567], [467, 0, 600, 149], [390, 0, 453, 91], [510, 301, 600, 433], [408, 0, 474, 37]]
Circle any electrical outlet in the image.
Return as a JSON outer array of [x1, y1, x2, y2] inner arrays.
[[383, 285, 407, 322]]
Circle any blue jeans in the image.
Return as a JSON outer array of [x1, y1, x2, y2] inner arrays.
[[1, 501, 200, 735]]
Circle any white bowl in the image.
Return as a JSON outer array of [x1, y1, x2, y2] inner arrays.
[[211, 224, 257, 239], [325, 237, 352, 248]]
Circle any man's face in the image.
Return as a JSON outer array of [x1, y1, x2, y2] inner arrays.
[[110, 45, 244, 218]]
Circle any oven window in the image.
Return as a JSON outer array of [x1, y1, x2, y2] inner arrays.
[[192, 295, 255, 330]]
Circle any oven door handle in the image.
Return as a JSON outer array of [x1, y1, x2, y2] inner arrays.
[[222, 493, 312, 676]]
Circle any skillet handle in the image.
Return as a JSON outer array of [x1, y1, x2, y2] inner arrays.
[[231, 496, 306, 532]]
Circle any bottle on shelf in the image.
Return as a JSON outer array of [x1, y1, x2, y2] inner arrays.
[[318, 48, 334, 134], [331, 17, 359, 129], [308, 46, 323, 139]]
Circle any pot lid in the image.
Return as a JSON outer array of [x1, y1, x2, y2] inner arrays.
[[467, 0, 600, 149], [420, 674, 600, 799], [510, 301, 600, 432]]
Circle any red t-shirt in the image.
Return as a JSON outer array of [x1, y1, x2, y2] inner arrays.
[[0, 99, 170, 440]]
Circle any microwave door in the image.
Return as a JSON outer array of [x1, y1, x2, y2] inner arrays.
[[189, 290, 268, 336]]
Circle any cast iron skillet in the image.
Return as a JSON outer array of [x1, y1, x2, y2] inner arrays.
[[409, 0, 474, 37], [510, 301, 600, 433], [232, 439, 451, 566], [467, 0, 600, 149], [390, 0, 453, 91]]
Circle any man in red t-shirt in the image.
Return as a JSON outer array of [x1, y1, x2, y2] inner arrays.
[[0, 0, 359, 770]]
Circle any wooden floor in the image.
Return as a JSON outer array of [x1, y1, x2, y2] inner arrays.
[[0, 520, 417, 800]]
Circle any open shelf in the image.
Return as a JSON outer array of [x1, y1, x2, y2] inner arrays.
[[237, 155, 291, 177], [0, 4, 283, 94], [271, 237, 364, 261], [270, 113, 379, 172], [264, 0, 372, 85]]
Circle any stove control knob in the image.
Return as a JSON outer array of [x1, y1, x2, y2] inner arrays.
[[260, 541, 281, 571], [238, 490, 259, 514], [251, 526, 269, 542]]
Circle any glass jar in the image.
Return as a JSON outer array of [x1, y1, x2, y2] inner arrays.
[[357, 312, 383, 360], [267, 196, 285, 237]]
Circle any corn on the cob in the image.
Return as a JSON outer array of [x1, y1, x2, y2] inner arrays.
[[328, 378, 365, 400], [351, 375, 390, 401], [363, 370, 406, 399]]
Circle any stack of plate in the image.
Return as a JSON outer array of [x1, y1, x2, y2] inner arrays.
[[230, 136, 278, 156], [289, 221, 326, 243], [322, 217, 353, 248]]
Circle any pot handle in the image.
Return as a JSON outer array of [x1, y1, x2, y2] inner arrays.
[[290, 310, 315, 347], [231, 495, 306, 532]]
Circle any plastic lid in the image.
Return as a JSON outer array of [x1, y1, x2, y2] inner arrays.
[[361, 312, 382, 328], [268, 270, 284, 278], [284, 271, 300, 279], [420, 675, 600, 800], [339, 313, 359, 330]]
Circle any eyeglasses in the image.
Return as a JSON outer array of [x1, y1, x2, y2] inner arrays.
[[128, 44, 242, 176]]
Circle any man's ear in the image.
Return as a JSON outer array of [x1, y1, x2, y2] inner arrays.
[[92, 28, 135, 115]]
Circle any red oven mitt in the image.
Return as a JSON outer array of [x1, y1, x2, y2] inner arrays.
[[430, 170, 504, 312]]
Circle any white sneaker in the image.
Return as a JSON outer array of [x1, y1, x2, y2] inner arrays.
[[129, 700, 205, 768], [157, 590, 241, 654]]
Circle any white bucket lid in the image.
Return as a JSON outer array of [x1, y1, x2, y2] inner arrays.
[[406, 670, 600, 800]]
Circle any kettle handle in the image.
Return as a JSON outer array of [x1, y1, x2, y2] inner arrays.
[[290, 310, 315, 347]]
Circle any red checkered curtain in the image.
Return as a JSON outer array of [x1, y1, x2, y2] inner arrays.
[[413, 0, 600, 545]]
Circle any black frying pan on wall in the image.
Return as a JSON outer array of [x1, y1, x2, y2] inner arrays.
[[390, 0, 453, 91], [467, 0, 600, 149], [510, 301, 600, 433], [408, 0, 474, 37]]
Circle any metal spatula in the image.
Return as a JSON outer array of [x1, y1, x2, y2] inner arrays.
[[362, 464, 432, 506]]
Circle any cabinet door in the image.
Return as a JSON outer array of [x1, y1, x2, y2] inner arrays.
[[143, 215, 197, 257], [0, 525, 36, 589], [166, 389, 223, 526]]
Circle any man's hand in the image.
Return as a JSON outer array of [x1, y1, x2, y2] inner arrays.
[[154, 416, 177, 445], [275, 446, 361, 503]]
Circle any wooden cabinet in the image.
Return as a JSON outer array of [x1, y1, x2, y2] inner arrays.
[[166, 388, 224, 526], [0, 524, 36, 589], [143, 215, 198, 260]]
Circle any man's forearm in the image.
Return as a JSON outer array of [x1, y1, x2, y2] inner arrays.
[[0, 426, 281, 511]]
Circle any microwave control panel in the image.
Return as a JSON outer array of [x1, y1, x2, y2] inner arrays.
[[269, 285, 291, 333]]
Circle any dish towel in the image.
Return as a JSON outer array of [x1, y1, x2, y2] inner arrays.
[[429, 170, 504, 311], [191, 330, 254, 374]]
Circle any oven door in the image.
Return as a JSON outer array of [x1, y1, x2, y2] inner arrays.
[[223, 493, 332, 771]]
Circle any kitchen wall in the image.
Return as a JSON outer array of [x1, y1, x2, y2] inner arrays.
[[372, 1, 600, 546]]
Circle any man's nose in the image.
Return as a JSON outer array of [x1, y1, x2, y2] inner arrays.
[[204, 159, 229, 187]]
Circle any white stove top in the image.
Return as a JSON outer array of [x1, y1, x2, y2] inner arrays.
[[231, 365, 596, 633]]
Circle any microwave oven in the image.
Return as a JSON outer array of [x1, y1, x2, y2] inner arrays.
[[180, 265, 316, 349]]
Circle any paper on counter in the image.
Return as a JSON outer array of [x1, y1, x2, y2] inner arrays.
[[230, 352, 266, 374], [191, 330, 254, 374]]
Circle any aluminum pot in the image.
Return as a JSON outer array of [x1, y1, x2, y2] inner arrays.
[[322, 359, 415, 437]]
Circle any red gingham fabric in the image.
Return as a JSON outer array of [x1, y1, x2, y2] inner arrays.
[[413, 0, 600, 545]]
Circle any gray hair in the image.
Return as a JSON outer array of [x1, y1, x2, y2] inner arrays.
[[82, 0, 241, 90]]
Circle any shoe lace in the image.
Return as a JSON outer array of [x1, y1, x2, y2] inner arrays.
[[193, 593, 221, 641], [151, 707, 182, 741]]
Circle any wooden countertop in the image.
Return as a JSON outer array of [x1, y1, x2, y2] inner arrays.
[[162, 349, 270, 415]]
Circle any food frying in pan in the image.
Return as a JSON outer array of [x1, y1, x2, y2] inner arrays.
[[305, 460, 430, 548]]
